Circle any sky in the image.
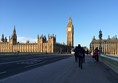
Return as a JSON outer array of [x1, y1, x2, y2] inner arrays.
[[0, 0, 118, 48]]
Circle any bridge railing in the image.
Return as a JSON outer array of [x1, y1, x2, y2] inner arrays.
[[100, 54, 118, 74]]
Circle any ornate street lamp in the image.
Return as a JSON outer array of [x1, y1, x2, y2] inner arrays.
[[99, 30, 102, 54]]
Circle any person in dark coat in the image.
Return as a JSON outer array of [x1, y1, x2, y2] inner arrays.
[[74, 44, 84, 69], [77, 44, 84, 69]]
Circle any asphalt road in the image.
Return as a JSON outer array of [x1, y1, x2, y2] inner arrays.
[[0, 54, 71, 79]]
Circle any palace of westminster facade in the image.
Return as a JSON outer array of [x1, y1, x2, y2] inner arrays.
[[0, 18, 74, 53]]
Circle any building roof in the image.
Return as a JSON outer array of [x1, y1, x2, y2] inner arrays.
[[91, 38, 118, 44]]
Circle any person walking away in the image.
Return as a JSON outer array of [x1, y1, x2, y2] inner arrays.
[[77, 44, 84, 69], [94, 47, 99, 62]]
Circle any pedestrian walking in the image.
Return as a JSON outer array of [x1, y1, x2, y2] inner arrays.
[[78, 45, 84, 69], [74, 44, 84, 69], [93, 47, 99, 62]]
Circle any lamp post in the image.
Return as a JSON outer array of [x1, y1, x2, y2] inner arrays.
[[99, 30, 102, 55]]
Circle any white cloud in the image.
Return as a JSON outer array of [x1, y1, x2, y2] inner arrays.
[[17, 36, 37, 43]]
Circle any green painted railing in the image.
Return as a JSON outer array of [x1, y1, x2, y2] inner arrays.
[[100, 54, 118, 74]]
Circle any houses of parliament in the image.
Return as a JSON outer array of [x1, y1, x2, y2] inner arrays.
[[0, 18, 74, 53]]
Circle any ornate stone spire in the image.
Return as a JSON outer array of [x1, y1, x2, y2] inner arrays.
[[13, 25, 16, 34], [1, 34, 4, 42], [67, 17, 73, 27], [10, 26, 17, 44], [12, 25, 17, 38], [69, 17, 72, 22], [4, 37, 7, 42], [37, 35, 39, 39]]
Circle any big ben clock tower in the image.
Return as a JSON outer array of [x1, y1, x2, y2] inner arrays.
[[66, 17, 74, 47]]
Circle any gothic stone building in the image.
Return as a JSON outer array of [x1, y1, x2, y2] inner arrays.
[[90, 35, 118, 55], [0, 18, 74, 53]]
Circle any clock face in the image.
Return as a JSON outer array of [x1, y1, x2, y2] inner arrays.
[[68, 27, 71, 31]]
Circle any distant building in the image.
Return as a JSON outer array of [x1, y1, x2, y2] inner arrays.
[[66, 17, 74, 47], [0, 18, 74, 53], [90, 33, 118, 55]]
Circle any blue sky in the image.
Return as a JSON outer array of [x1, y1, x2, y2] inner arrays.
[[0, 0, 118, 48]]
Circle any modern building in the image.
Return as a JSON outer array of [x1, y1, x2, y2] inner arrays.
[[0, 18, 74, 53], [90, 31, 118, 55]]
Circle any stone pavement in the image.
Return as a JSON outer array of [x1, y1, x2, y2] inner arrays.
[[0, 55, 118, 83]]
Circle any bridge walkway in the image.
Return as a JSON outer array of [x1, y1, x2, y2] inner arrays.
[[0, 55, 118, 83]]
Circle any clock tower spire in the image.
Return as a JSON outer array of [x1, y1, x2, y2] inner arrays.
[[66, 17, 74, 47]]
